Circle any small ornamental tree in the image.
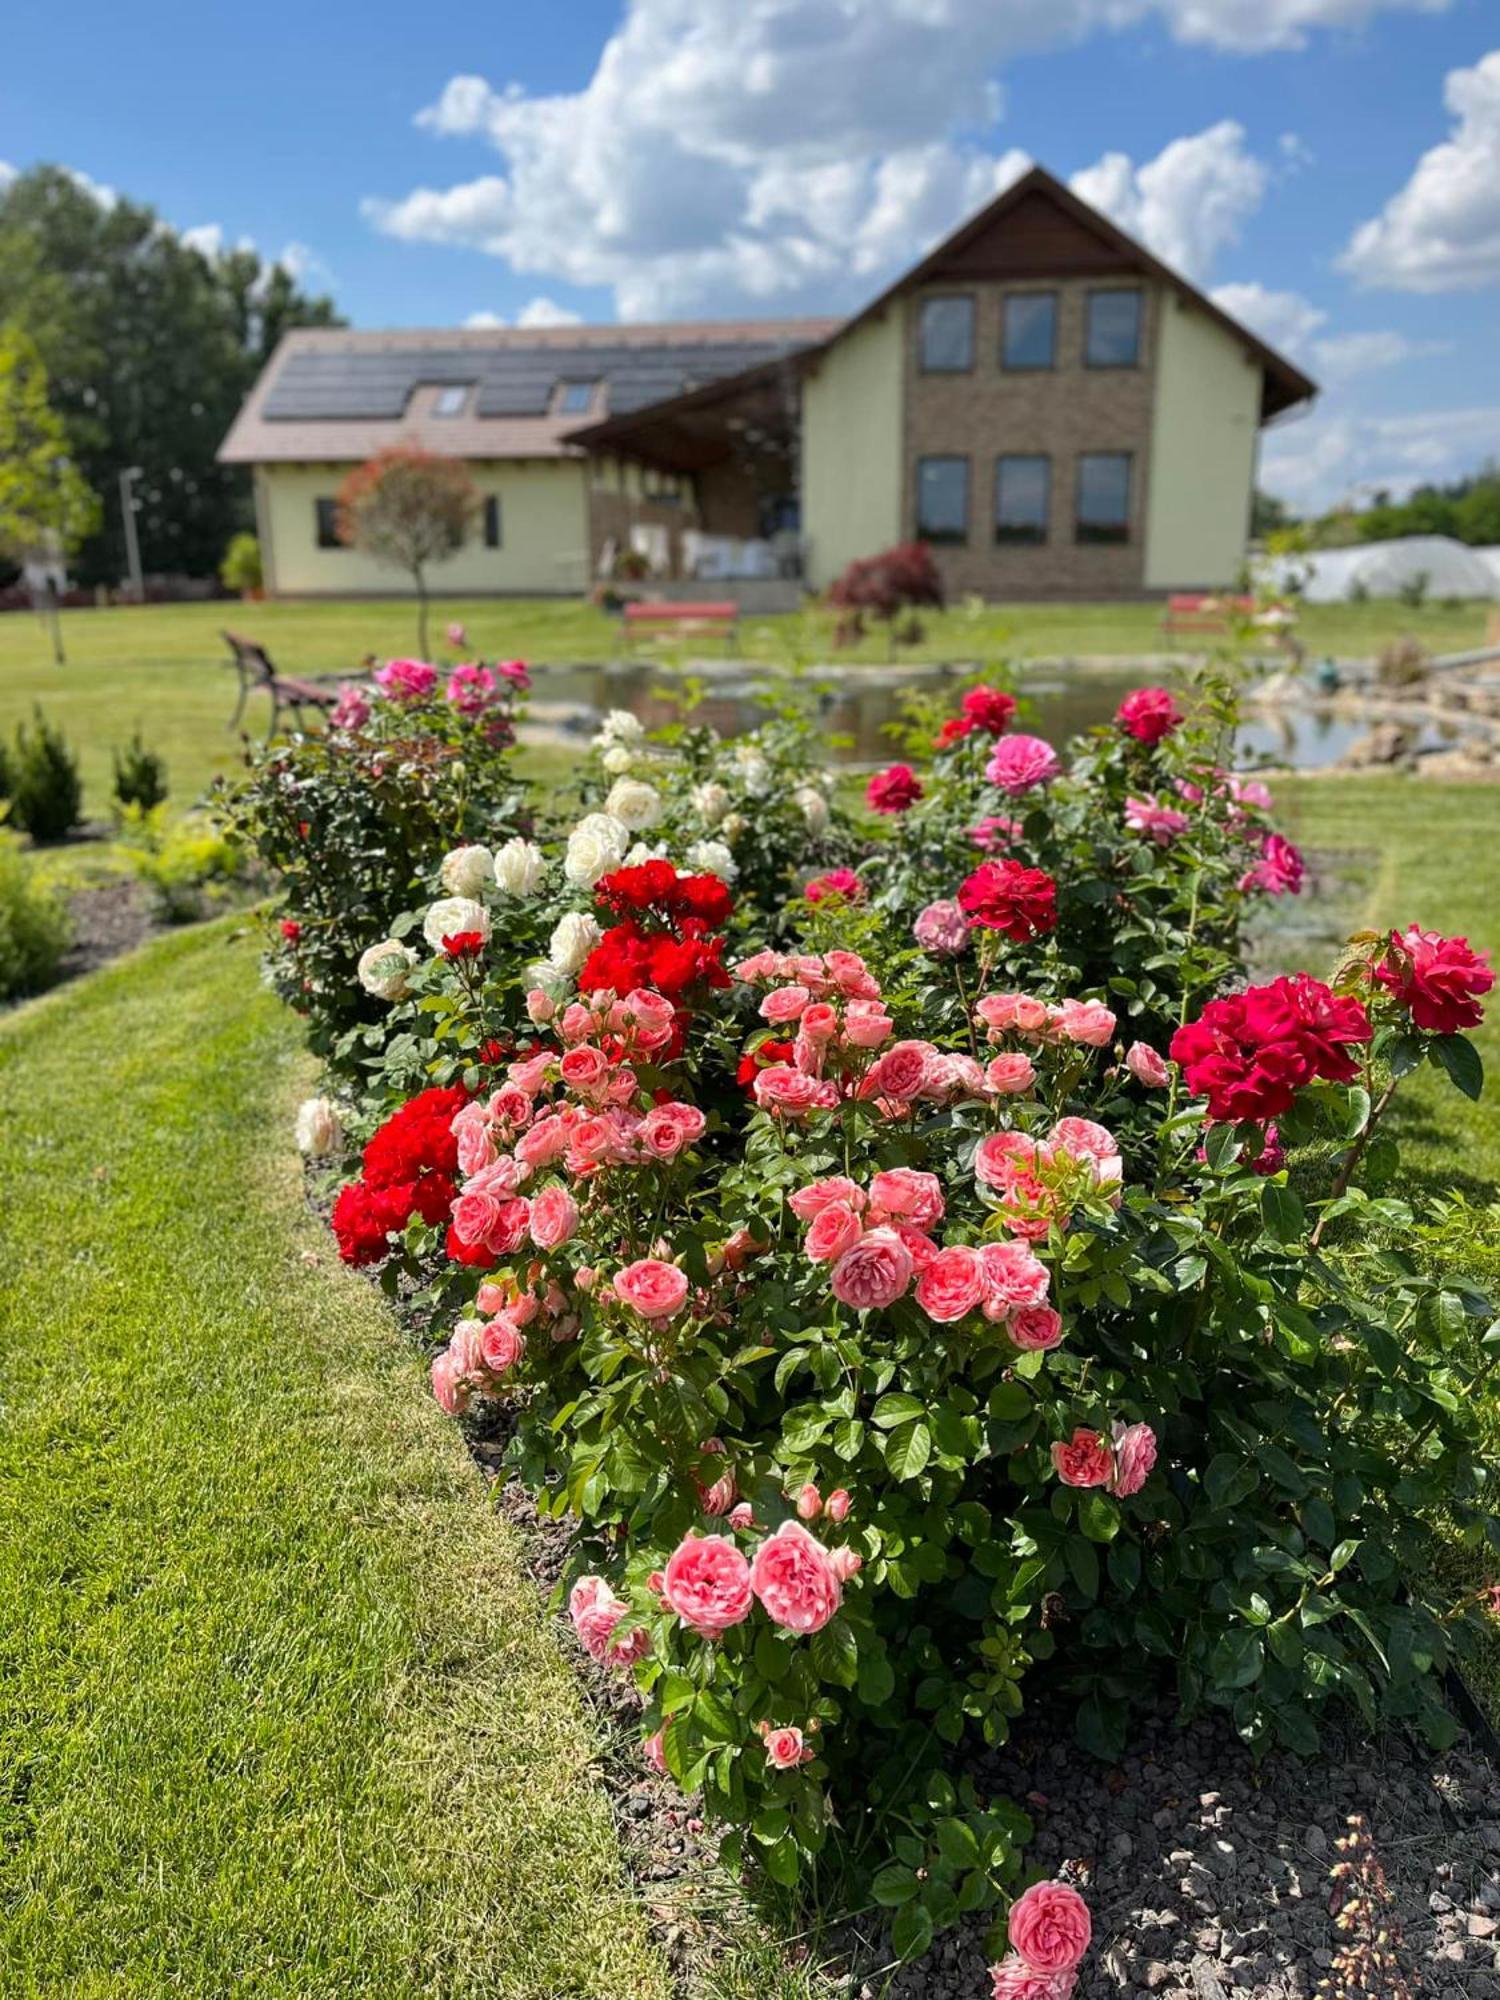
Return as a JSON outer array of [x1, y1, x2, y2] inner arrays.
[[0, 324, 100, 660], [828, 541, 944, 651], [336, 446, 478, 655]]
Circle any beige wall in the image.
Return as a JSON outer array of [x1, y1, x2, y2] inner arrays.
[[258, 460, 591, 596], [1144, 297, 1260, 589], [800, 313, 904, 589]]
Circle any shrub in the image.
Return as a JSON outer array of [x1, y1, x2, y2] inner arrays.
[[828, 542, 944, 649], [112, 732, 168, 813], [121, 806, 242, 923], [9, 708, 82, 842], [0, 832, 69, 999], [1376, 636, 1430, 689], [219, 532, 263, 595]]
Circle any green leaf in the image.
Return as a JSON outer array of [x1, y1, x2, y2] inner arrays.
[[1075, 1691, 1127, 1759], [1209, 1628, 1264, 1690], [872, 1864, 921, 1908], [857, 1649, 896, 1706], [1077, 1491, 1120, 1544], [754, 1627, 790, 1683], [1261, 1181, 1306, 1245], [809, 1618, 858, 1689], [695, 1687, 737, 1741], [1066, 1537, 1099, 1600], [1431, 1034, 1484, 1102], [890, 1901, 935, 1962], [935, 1818, 982, 1871], [761, 1837, 800, 1888], [1204, 1452, 1258, 1509], [871, 1392, 926, 1429], [884, 1419, 933, 1480]]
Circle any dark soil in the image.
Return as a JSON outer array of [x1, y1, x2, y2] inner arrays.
[[58, 879, 159, 980]]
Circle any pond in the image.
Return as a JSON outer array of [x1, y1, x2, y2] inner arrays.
[[521, 658, 1470, 772]]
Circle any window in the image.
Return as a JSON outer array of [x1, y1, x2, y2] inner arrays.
[[433, 385, 469, 417], [995, 455, 1051, 544], [918, 296, 975, 373], [483, 495, 501, 548], [915, 456, 969, 543], [1002, 293, 1056, 371], [1075, 453, 1132, 543], [314, 498, 341, 550], [1085, 289, 1143, 368], [556, 381, 597, 415]]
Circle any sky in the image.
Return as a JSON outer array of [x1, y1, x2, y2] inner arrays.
[[3, 0, 1500, 511]]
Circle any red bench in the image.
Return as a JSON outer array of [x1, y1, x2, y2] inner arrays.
[[1160, 593, 1255, 640], [622, 599, 739, 652]]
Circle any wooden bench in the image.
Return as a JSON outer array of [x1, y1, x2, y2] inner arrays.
[[1160, 593, 1255, 640], [222, 630, 341, 737], [622, 599, 739, 652]]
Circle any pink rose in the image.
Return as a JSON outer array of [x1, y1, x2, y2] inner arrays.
[[1055, 998, 1116, 1048], [976, 1239, 1051, 1316], [1050, 1116, 1122, 1188], [431, 1345, 471, 1415], [829, 1227, 914, 1311], [986, 734, 1060, 796], [753, 1066, 838, 1118], [842, 1001, 894, 1049], [805, 1202, 865, 1263], [760, 984, 811, 1023], [479, 1313, 526, 1374], [529, 1183, 579, 1250], [1125, 793, 1190, 845], [914, 899, 970, 957], [642, 1728, 667, 1776], [795, 1483, 822, 1521], [867, 1168, 944, 1230], [974, 1130, 1042, 1190], [516, 1113, 570, 1168], [455, 1118, 499, 1179], [1109, 1420, 1157, 1497], [989, 1954, 1077, 1998], [826, 950, 880, 999], [976, 992, 1052, 1039], [614, 1258, 689, 1320], [825, 1488, 852, 1523], [864, 1040, 936, 1103], [1125, 1041, 1170, 1088], [559, 1045, 612, 1098], [568, 1574, 647, 1667], [695, 1438, 737, 1517], [970, 814, 1023, 851], [759, 1723, 814, 1770], [374, 658, 438, 701], [914, 1245, 985, 1323], [1051, 1429, 1114, 1489], [1008, 1880, 1093, 1974], [727, 1501, 755, 1530], [525, 987, 558, 1025], [639, 1106, 692, 1158], [1010, 1305, 1064, 1352], [661, 1531, 754, 1636], [749, 1520, 843, 1634], [788, 1176, 867, 1221], [329, 683, 371, 731], [986, 1052, 1037, 1095]]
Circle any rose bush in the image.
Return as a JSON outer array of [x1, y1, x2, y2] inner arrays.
[[287, 666, 1495, 1985]]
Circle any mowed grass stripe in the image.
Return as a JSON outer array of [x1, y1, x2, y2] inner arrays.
[[0, 922, 669, 2000]]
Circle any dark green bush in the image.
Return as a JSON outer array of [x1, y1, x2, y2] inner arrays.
[[112, 733, 169, 813], [0, 834, 70, 1000], [10, 709, 82, 842]]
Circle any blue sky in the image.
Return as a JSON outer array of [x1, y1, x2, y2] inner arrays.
[[3, 0, 1499, 509]]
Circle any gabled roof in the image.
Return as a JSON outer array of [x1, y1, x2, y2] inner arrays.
[[830, 164, 1316, 421], [218, 319, 840, 464]]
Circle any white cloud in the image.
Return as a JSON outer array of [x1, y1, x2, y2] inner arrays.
[[180, 222, 224, 257], [1262, 403, 1500, 508], [0, 160, 16, 192], [1156, 0, 1447, 52], [464, 309, 507, 329], [516, 295, 584, 327], [1341, 49, 1500, 290], [1211, 281, 1328, 354], [1309, 329, 1448, 380], [1070, 122, 1269, 281], [66, 166, 116, 209]]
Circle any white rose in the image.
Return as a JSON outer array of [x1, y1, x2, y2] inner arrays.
[[357, 939, 417, 1001], [596, 708, 645, 748], [493, 837, 546, 896], [692, 781, 731, 827], [605, 777, 662, 831], [720, 813, 747, 842], [794, 786, 829, 835], [564, 812, 630, 888], [733, 746, 773, 797], [525, 959, 570, 1003], [549, 911, 602, 975], [422, 897, 491, 951], [624, 841, 669, 865], [439, 843, 493, 897], [601, 743, 637, 775], [686, 838, 737, 883], [295, 1095, 343, 1157]]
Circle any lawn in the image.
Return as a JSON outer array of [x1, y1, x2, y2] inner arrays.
[[0, 593, 1489, 814], [0, 921, 673, 2000]]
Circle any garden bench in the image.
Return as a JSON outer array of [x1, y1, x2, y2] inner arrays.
[[222, 630, 340, 736], [1160, 593, 1254, 640], [622, 599, 740, 652]]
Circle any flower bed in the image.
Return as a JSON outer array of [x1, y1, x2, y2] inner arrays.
[[265, 658, 1497, 1993]]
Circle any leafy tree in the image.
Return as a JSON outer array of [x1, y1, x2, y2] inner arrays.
[[1251, 488, 1295, 537], [0, 166, 341, 585], [336, 447, 478, 656], [0, 324, 100, 565], [219, 532, 263, 595]]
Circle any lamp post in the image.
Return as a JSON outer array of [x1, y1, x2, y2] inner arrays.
[[118, 465, 144, 601]]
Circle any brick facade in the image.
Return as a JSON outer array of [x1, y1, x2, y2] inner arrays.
[[900, 277, 1160, 600]]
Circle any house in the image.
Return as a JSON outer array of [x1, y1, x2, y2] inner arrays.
[[218, 167, 1316, 602]]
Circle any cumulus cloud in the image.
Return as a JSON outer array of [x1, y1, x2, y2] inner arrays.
[[363, 0, 1436, 319], [1210, 281, 1328, 354], [462, 298, 587, 329], [1341, 49, 1500, 290], [1263, 402, 1500, 509], [1309, 329, 1448, 380]]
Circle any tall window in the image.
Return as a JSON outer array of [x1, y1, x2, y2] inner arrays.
[[1002, 293, 1056, 371], [995, 455, 1051, 544], [483, 496, 501, 548], [314, 498, 341, 550], [916, 456, 969, 543], [918, 296, 975, 373], [1085, 289, 1143, 368], [556, 381, 598, 415], [1075, 453, 1132, 543]]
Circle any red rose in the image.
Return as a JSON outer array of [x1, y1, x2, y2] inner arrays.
[[934, 716, 973, 750], [440, 930, 485, 960], [280, 919, 302, 942], [866, 764, 923, 815], [957, 860, 1058, 942], [1116, 686, 1183, 744], [1374, 925, 1494, 1035], [670, 873, 735, 928], [1171, 976, 1370, 1123], [737, 1038, 795, 1087], [961, 685, 1017, 735], [596, 860, 677, 915]]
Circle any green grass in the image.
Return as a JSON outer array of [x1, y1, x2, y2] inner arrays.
[[0, 921, 672, 2000], [0, 594, 1488, 814]]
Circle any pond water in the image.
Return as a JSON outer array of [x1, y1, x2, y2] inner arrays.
[[522, 659, 1469, 772]]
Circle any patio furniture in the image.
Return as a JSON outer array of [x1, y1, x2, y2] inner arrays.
[[1160, 593, 1254, 641], [222, 630, 339, 736], [621, 600, 739, 652]]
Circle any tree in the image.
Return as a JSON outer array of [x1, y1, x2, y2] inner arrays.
[[0, 166, 341, 585], [336, 447, 478, 655], [1251, 488, 1295, 538], [828, 541, 945, 650], [0, 325, 101, 660]]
